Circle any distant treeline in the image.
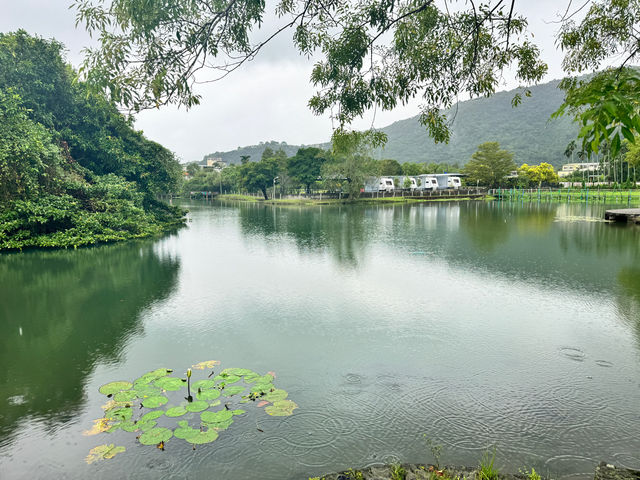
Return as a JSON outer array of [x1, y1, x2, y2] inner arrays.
[[0, 31, 185, 250]]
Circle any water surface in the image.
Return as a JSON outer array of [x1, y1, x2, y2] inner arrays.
[[1, 200, 639, 480]]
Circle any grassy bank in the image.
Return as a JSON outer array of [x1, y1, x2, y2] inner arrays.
[[216, 194, 488, 206], [493, 188, 640, 205]]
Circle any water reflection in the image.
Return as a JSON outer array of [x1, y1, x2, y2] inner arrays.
[[0, 241, 180, 445], [617, 268, 640, 341]]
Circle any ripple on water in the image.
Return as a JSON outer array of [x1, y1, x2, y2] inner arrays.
[[559, 347, 586, 362], [595, 360, 614, 368], [280, 410, 358, 449]]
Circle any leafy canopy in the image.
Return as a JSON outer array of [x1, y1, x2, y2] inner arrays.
[[73, 0, 546, 143], [463, 142, 515, 187]]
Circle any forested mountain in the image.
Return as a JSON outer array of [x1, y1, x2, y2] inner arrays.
[[0, 31, 184, 250], [202, 141, 307, 165], [202, 79, 579, 168]]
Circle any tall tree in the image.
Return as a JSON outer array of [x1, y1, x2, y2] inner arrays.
[[464, 142, 515, 187], [73, 0, 546, 143], [287, 147, 326, 194]]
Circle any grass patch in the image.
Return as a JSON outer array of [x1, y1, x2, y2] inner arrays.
[[478, 449, 499, 480], [390, 463, 407, 480], [217, 194, 260, 202]]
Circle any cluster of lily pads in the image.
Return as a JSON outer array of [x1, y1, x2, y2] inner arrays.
[[85, 361, 297, 463]]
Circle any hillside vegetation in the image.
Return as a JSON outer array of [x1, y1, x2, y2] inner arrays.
[[0, 31, 184, 250], [202, 79, 579, 168]]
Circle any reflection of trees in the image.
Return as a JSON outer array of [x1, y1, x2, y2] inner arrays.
[[236, 202, 372, 268], [0, 241, 180, 443], [616, 268, 640, 343]]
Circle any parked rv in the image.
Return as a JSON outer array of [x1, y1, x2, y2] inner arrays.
[[447, 176, 461, 189], [379, 177, 395, 192], [422, 176, 439, 191]]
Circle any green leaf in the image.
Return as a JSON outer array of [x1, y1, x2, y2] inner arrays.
[[231, 409, 246, 416], [264, 389, 288, 402], [99, 381, 132, 396], [192, 379, 216, 390], [196, 388, 221, 401], [223, 385, 245, 396], [214, 374, 240, 384], [113, 390, 138, 402], [265, 400, 298, 417], [154, 377, 184, 391], [201, 410, 233, 424], [220, 368, 257, 377], [140, 410, 165, 422], [138, 427, 173, 445], [184, 428, 219, 444], [86, 444, 126, 464], [165, 406, 187, 417], [141, 395, 168, 408], [104, 406, 133, 421], [185, 400, 209, 412]]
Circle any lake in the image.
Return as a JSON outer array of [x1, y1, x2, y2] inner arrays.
[[1, 200, 639, 480]]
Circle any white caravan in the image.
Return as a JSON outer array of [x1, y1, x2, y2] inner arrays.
[[422, 176, 439, 191], [447, 176, 461, 189], [379, 177, 395, 192]]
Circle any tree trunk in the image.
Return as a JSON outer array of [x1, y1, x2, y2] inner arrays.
[[261, 187, 268, 200]]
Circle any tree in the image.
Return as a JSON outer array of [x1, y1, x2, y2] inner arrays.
[[519, 162, 558, 187], [554, 1, 640, 157], [185, 162, 200, 176], [402, 163, 422, 176], [287, 147, 326, 194], [377, 159, 403, 176], [240, 155, 251, 165], [73, 1, 546, 143], [464, 142, 515, 188], [239, 158, 278, 199]]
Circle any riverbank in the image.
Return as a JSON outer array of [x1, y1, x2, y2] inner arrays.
[[310, 462, 639, 480], [490, 189, 640, 205], [216, 194, 489, 205]]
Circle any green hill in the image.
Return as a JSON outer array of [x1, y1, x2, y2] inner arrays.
[[203, 78, 579, 168]]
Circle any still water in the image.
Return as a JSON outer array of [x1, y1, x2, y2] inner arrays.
[[1, 200, 639, 480]]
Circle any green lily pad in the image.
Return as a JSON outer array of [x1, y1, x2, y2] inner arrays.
[[138, 427, 173, 446], [264, 389, 288, 402], [221, 368, 257, 377], [207, 418, 234, 430], [201, 410, 233, 424], [184, 427, 219, 445], [134, 385, 163, 398], [86, 444, 125, 464], [185, 400, 209, 412], [174, 424, 199, 440], [134, 368, 172, 386], [192, 380, 216, 390], [141, 396, 168, 408], [243, 373, 261, 383], [137, 420, 158, 432], [113, 390, 138, 402], [120, 421, 139, 433], [140, 410, 165, 422], [214, 374, 241, 384], [231, 409, 246, 416], [222, 385, 245, 396], [196, 388, 221, 401], [165, 406, 187, 417], [251, 383, 274, 395], [210, 400, 221, 407], [105, 406, 133, 421], [154, 377, 184, 391], [99, 381, 133, 396], [265, 399, 298, 417]]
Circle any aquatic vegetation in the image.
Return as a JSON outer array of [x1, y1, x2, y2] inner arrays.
[[86, 444, 125, 464], [478, 449, 499, 480], [88, 363, 296, 461], [390, 463, 407, 480]]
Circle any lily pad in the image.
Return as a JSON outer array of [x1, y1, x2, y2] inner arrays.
[[192, 379, 216, 390], [154, 377, 184, 391], [185, 400, 209, 413], [141, 396, 168, 408], [104, 406, 133, 421], [99, 381, 133, 396], [222, 386, 245, 396], [210, 400, 221, 407], [214, 374, 241, 384], [83, 418, 112, 436], [134, 385, 163, 398], [165, 406, 187, 417], [174, 424, 200, 440], [243, 373, 261, 383], [134, 368, 172, 386], [196, 389, 221, 401], [137, 420, 158, 432], [220, 368, 257, 377], [231, 409, 246, 416], [265, 399, 298, 417], [113, 390, 138, 402], [120, 421, 140, 433], [140, 410, 165, 422], [86, 444, 125, 464], [184, 428, 219, 445], [192, 360, 220, 370], [264, 389, 288, 402], [207, 417, 234, 430], [251, 383, 274, 395], [138, 427, 173, 446], [201, 410, 233, 424]]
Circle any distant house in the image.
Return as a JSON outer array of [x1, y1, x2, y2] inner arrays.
[[558, 162, 599, 178], [201, 157, 227, 171]]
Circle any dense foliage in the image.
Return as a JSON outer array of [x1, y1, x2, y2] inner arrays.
[[0, 31, 184, 251], [73, 0, 546, 144], [463, 142, 516, 188]]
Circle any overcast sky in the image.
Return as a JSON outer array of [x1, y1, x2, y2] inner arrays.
[[3, 1, 577, 162]]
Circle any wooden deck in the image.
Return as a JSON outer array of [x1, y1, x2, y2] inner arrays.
[[604, 208, 640, 223]]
